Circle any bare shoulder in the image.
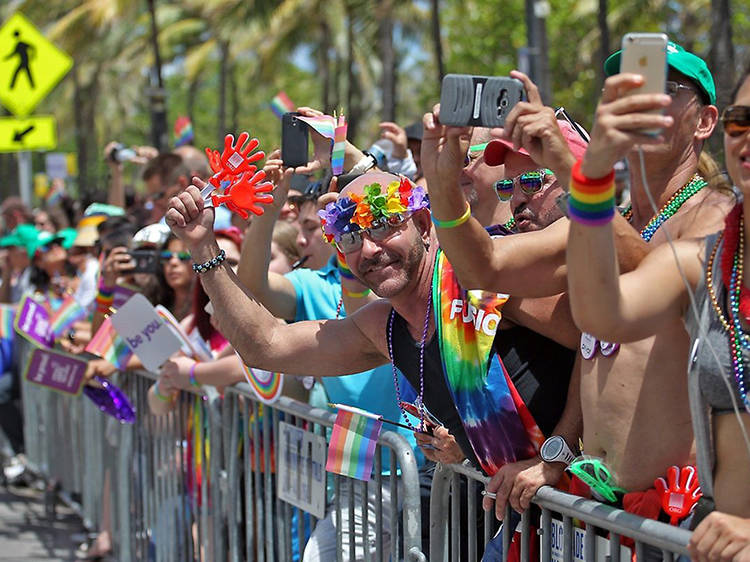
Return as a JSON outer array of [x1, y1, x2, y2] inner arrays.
[[644, 235, 707, 288], [348, 299, 393, 359], [671, 187, 733, 240]]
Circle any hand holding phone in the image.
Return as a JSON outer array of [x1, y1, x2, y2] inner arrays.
[[618, 32, 669, 135], [126, 249, 160, 274], [439, 74, 525, 128]]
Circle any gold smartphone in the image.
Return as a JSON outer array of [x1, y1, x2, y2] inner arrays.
[[619, 32, 668, 135]]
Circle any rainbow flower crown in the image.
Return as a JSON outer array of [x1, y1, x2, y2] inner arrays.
[[318, 176, 429, 243]]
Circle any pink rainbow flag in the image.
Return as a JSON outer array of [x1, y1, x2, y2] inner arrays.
[[49, 295, 87, 337], [270, 91, 296, 119], [0, 305, 15, 339], [85, 317, 133, 370], [325, 404, 383, 481]]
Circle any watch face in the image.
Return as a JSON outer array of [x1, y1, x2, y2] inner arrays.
[[542, 437, 563, 460]]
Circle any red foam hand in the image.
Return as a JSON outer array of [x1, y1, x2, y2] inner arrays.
[[654, 465, 702, 525], [211, 170, 274, 219], [206, 133, 265, 188]]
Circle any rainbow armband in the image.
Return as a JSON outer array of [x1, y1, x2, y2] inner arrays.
[[568, 160, 616, 227]]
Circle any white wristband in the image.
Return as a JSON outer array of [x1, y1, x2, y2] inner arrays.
[[348, 153, 377, 175]]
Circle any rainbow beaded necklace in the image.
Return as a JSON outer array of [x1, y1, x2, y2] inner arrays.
[[621, 174, 707, 241], [706, 205, 750, 412]]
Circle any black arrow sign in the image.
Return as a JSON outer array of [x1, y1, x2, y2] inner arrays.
[[13, 125, 34, 143]]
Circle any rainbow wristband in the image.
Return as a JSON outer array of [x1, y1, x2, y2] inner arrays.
[[154, 381, 171, 402], [342, 286, 371, 298], [189, 363, 200, 388], [432, 202, 471, 229], [568, 160, 616, 226]]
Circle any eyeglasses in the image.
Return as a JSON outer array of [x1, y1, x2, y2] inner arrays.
[[494, 169, 553, 200], [665, 80, 697, 98], [160, 251, 192, 262], [722, 105, 750, 137], [335, 214, 410, 254]]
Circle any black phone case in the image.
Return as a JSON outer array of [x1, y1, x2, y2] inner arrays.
[[439, 74, 525, 128], [128, 250, 160, 274], [281, 112, 309, 168]]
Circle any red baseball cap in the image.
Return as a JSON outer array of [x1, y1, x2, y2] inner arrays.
[[484, 119, 588, 167]]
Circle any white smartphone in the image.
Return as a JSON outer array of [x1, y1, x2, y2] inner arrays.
[[619, 32, 668, 134]]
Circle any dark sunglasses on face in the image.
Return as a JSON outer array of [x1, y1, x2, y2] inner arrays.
[[160, 251, 192, 262], [494, 169, 553, 198], [722, 105, 750, 137], [335, 214, 410, 254]]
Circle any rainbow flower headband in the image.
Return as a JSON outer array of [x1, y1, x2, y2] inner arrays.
[[318, 176, 429, 242]]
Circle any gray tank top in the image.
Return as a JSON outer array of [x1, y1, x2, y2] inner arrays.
[[687, 232, 748, 414]]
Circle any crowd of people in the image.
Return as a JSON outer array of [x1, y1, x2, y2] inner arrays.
[[1, 36, 749, 561]]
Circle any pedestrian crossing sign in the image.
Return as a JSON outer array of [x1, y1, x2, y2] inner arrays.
[[0, 12, 73, 118]]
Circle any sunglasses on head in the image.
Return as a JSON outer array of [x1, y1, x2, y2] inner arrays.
[[335, 214, 410, 254], [160, 251, 192, 262], [722, 105, 750, 137], [494, 169, 553, 199]]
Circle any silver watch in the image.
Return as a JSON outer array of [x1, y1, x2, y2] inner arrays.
[[540, 436, 576, 466]]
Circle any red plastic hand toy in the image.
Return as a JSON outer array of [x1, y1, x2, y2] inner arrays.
[[207, 132, 265, 187], [206, 148, 222, 175], [654, 465, 702, 525], [211, 170, 274, 219]]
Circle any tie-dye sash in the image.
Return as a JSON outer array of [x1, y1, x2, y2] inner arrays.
[[432, 250, 544, 475]]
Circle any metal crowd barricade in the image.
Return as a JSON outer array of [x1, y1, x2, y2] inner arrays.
[[19, 341, 425, 562], [430, 460, 692, 562]]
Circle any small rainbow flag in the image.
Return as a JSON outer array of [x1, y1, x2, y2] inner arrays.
[[325, 404, 383, 481], [49, 295, 87, 337], [269, 91, 296, 119], [296, 115, 337, 140], [85, 317, 133, 370], [331, 115, 348, 175], [174, 116, 194, 147], [0, 305, 15, 339]]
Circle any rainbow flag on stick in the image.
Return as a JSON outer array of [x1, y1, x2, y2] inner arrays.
[[85, 317, 133, 370], [331, 115, 348, 175], [0, 305, 15, 339], [174, 116, 194, 147], [325, 403, 383, 481], [270, 91, 296, 119], [49, 295, 87, 337]]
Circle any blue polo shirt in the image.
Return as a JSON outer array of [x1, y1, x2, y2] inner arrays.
[[285, 256, 424, 469]]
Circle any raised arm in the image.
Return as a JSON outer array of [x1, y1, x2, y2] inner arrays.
[[566, 74, 703, 342], [236, 150, 298, 321], [166, 182, 389, 377]]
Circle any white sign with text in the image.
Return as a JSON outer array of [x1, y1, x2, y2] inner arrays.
[[547, 519, 631, 562], [110, 294, 182, 372], [277, 421, 326, 519]]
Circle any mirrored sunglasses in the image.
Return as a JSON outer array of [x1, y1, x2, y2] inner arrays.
[[160, 251, 192, 262], [494, 168, 553, 200], [722, 105, 750, 137], [335, 214, 410, 254]]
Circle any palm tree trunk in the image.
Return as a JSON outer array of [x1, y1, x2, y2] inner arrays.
[[378, 0, 396, 121], [597, 0, 610, 90], [319, 20, 332, 113], [709, 0, 734, 111], [217, 40, 229, 146], [431, 0, 444, 86], [229, 60, 239, 136], [187, 76, 200, 127], [346, 3, 360, 141], [147, 0, 168, 151]]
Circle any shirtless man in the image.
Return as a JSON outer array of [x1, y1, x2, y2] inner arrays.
[[421, 49, 730, 502]]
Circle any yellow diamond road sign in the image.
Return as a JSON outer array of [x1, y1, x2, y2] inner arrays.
[[0, 116, 56, 152], [0, 13, 73, 118]]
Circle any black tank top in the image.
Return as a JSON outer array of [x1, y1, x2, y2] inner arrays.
[[389, 311, 575, 466]]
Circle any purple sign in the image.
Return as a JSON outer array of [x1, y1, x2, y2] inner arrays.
[[24, 348, 86, 395], [15, 295, 53, 347]]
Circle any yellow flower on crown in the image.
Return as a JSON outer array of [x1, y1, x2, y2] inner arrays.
[[385, 181, 407, 214]]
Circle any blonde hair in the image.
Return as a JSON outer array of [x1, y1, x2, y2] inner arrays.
[[698, 151, 732, 195], [272, 220, 301, 263]]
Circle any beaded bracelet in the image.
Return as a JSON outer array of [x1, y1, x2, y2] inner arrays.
[[95, 288, 115, 315], [153, 380, 171, 402], [568, 160, 616, 226], [189, 363, 200, 388], [193, 249, 226, 274], [342, 286, 372, 298], [336, 250, 356, 280], [432, 202, 471, 229]]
